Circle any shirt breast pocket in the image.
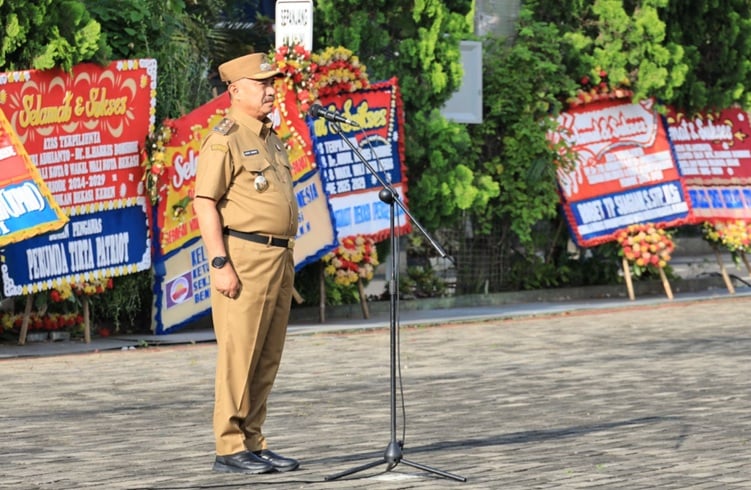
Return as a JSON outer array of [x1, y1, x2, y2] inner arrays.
[[239, 155, 275, 193]]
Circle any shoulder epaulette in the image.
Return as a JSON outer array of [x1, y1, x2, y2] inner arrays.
[[213, 117, 236, 135]]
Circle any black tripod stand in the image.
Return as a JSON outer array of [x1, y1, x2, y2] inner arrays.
[[323, 121, 466, 483]]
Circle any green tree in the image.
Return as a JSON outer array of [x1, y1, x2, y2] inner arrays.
[[662, 0, 751, 114], [84, 0, 229, 121], [454, 11, 579, 292], [407, 110, 500, 231], [85, 0, 276, 121], [531, 0, 688, 105], [313, 0, 471, 105], [0, 0, 109, 71]]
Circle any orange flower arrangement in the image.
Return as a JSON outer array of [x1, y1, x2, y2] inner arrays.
[[322, 235, 379, 287], [616, 223, 675, 276]]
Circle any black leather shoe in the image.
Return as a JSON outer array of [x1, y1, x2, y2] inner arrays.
[[253, 449, 300, 472], [213, 450, 275, 474]]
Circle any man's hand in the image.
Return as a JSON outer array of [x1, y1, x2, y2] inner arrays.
[[212, 265, 240, 299]]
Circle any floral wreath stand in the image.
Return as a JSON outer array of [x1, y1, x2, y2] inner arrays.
[[709, 246, 742, 295], [14, 278, 113, 345], [319, 235, 379, 322], [617, 224, 675, 301], [701, 220, 751, 295], [714, 247, 737, 294], [16, 295, 36, 345], [16, 294, 92, 345], [621, 257, 673, 301], [317, 269, 370, 323], [270, 43, 374, 323]]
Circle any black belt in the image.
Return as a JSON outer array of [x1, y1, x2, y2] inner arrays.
[[224, 228, 294, 249]]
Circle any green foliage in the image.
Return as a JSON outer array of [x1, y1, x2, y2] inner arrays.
[[314, 0, 471, 111], [554, 0, 688, 104], [84, 0, 151, 59], [662, 0, 751, 113], [398, 266, 447, 299], [9, 0, 751, 303], [90, 271, 153, 333], [446, 0, 750, 293], [0, 0, 109, 71], [407, 110, 500, 230], [322, 276, 363, 306], [469, 16, 577, 247], [507, 252, 568, 290], [505, 225, 629, 290], [564, 241, 624, 286], [85, 0, 225, 121], [529, 0, 751, 113]]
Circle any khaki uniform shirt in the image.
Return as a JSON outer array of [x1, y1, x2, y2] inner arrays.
[[195, 107, 298, 238]]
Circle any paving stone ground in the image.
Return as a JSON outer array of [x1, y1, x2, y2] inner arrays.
[[1, 295, 750, 489]]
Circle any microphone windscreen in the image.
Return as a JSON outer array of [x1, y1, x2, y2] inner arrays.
[[309, 104, 323, 117]]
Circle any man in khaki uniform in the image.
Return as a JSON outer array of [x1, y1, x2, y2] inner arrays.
[[193, 52, 299, 475]]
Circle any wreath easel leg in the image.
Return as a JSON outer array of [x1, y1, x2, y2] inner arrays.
[[357, 279, 370, 319], [82, 295, 91, 344], [658, 266, 673, 300], [17, 294, 34, 345], [740, 250, 751, 277], [622, 257, 635, 301], [713, 248, 736, 294], [319, 263, 326, 323]]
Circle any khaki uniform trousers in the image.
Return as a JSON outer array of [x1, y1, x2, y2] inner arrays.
[[211, 234, 294, 455]]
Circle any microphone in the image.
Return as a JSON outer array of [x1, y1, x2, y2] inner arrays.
[[309, 104, 360, 127]]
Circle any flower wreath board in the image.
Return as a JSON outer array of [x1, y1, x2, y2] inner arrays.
[[553, 97, 695, 299], [666, 107, 751, 294], [0, 60, 155, 344], [308, 77, 412, 242]]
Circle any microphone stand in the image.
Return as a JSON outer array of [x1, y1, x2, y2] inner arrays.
[[323, 121, 466, 483]]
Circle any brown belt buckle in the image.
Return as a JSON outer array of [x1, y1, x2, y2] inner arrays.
[[287, 238, 295, 249]]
